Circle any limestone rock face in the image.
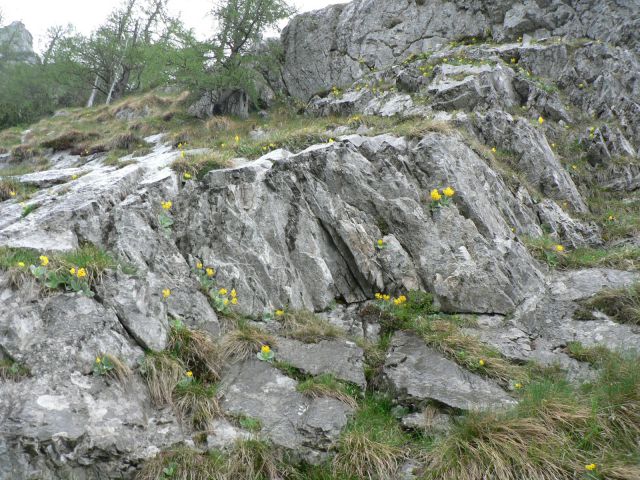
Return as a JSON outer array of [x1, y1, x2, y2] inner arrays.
[[0, 21, 37, 64], [281, 0, 640, 100], [175, 134, 546, 315], [382, 331, 517, 411]]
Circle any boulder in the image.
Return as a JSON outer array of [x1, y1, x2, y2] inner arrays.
[[382, 331, 517, 411], [187, 89, 249, 119]]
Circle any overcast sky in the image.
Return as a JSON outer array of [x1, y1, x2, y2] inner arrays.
[[1, 0, 350, 52]]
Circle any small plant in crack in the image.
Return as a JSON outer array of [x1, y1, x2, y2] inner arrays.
[[158, 200, 174, 235]]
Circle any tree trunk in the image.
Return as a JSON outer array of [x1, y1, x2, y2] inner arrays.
[[86, 75, 100, 108]]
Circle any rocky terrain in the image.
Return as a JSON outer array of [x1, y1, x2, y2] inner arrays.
[[0, 21, 37, 64], [1, 0, 640, 479]]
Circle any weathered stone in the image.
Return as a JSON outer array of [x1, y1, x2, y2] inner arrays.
[[220, 359, 353, 463], [188, 89, 249, 120], [382, 331, 517, 411], [275, 337, 366, 388]]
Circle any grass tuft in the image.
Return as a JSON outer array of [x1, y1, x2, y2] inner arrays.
[[581, 283, 640, 325], [220, 324, 276, 362], [139, 352, 186, 406], [173, 381, 221, 430], [278, 310, 344, 343], [0, 360, 30, 381], [168, 320, 222, 382], [296, 373, 360, 408]]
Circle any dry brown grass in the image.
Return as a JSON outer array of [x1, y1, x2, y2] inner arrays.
[[168, 324, 223, 382], [173, 383, 221, 430], [140, 352, 185, 406], [296, 374, 359, 408], [278, 310, 345, 343], [103, 354, 132, 385], [220, 325, 276, 362], [583, 283, 640, 325]]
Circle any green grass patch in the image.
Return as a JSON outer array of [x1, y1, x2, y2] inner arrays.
[[332, 394, 428, 479], [424, 350, 640, 479], [297, 373, 360, 408], [21, 203, 40, 217], [173, 381, 221, 430], [524, 235, 640, 270], [0, 359, 30, 381]]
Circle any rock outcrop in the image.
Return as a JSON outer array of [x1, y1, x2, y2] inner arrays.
[[281, 0, 640, 100], [0, 21, 37, 64], [1, 0, 640, 478]]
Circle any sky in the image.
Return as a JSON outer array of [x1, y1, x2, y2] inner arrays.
[[0, 0, 350, 52]]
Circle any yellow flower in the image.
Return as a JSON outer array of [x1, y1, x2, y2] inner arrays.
[[261, 345, 271, 354], [443, 186, 455, 198], [394, 298, 401, 305], [180, 151, 185, 158], [399, 295, 407, 303], [69, 267, 76, 275], [269, 143, 276, 148], [510, 58, 516, 64], [585, 464, 596, 471], [183, 172, 192, 180], [231, 289, 237, 298], [329, 138, 335, 144], [17, 261, 25, 268], [571, 164, 578, 170], [39, 255, 49, 266], [231, 297, 238, 305], [377, 239, 384, 247], [538, 116, 545, 125], [430, 189, 442, 201], [383, 294, 391, 301], [96, 356, 101, 363], [223, 298, 229, 306], [162, 288, 171, 299], [77, 268, 87, 278], [178, 143, 183, 149], [555, 244, 564, 253], [514, 383, 523, 389], [275, 309, 285, 316], [608, 215, 615, 221], [206, 267, 215, 277], [219, 288, 228, 296], [161, 200, 172, 210], [186, 371, 193, 377], [578, 83, 584, 89], [375, 293, 382, 300], [262, 146, 268, 151], [491, 147, 497, 153], [479, 359, 486, 367], [71, 174, 78, 180], [221, 143, 226, 148], [551, 143, 556, 148], [196, 262, 203, 269], [235, 135, 240, 143], [9, 191, 16, 197]]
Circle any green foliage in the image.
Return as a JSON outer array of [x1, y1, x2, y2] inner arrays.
[[424, 350, 640, 479], [21, 203, 39, 217], [0, 359, 30, 381], [524, 235, 640, 271]]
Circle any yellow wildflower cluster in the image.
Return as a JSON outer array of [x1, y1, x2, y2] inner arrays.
[[275, 309, 285, 317], [186, 370, 193, 378], [69, 267, 87, 278], [585, 464, 596, 471], [219, 288, 238, 306], [162, 288, 171, 299], [161, 200, 172, 210], [331, 86, 341, 97], [9, 190, 16, 197], [393, 295, 407, 306], [555, 244, 564, 253], [430, 186, 455, 203], [39, 255, 49, 266], [261, 143, 277, 152], [183, 172, 192, 180], [17, 261, 25, 268], [261, 345, 271, 354], [538, 116, 545, 125]]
